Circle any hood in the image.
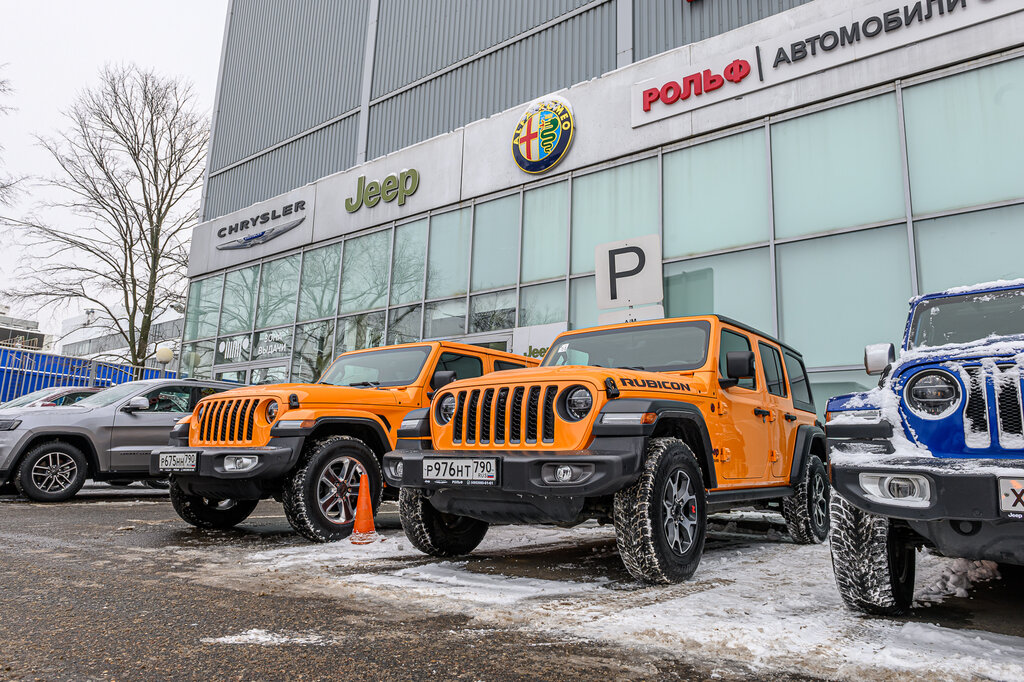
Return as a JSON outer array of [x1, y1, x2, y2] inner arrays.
[[0, 405, 93, 421], [441, 365, 709, 397], [202, 382, 400, 408], [825, 391, 880, 413], [893, 336, 1024, 378]]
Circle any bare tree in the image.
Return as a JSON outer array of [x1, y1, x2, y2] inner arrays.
[[1, 64, 209, 367], [0, 67, 22, 205]]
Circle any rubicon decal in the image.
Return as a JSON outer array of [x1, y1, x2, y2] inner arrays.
[[512, 97, 574, 174], [619, 377, 691, 391]]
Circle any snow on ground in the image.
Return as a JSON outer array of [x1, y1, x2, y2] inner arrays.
[[202, 628, 336, 646], [200, 520, 1021, 680]]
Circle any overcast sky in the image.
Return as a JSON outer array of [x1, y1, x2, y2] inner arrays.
[[0, 0, 229, 333]]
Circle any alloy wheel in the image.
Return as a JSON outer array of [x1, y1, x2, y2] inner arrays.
[[316, 455, 368, 525], [31, 452, 78, 493], [661, 468, 698, 555], [812, 474, 828, 529]]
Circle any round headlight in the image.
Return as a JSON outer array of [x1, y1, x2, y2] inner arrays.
[[265, 401, 279, 422], [436, 394, 457, 425], [563, 386, 593, 421], [905, 370, 960, 419]]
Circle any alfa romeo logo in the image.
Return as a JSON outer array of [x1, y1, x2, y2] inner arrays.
[[512, 97, 574, 174]]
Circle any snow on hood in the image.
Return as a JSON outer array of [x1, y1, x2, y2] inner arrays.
[[916, 277, 1024, 301]]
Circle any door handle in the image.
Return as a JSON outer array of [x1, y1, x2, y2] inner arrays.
[[753, 408, 770, 418], [785, 413, 798, 422]]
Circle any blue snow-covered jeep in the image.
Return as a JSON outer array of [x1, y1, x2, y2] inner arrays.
[[826, 280, 1024, 615]]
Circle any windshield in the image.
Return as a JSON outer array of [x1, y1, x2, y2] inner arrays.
[[541, 321, 711, 372], [74, 382, 141, 407], [0, 387, 59, 409], [909, 289, 1024, 349], [318, 346, 432, 387]]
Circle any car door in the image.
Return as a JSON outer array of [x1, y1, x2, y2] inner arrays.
[[107, 384, 193, 473], [758, 341, 794, 480], [714, 328, 773, 482]]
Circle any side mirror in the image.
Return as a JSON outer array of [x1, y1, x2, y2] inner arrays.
[[430, 370, 457, 391], [721, 351, 756, 389], [122, 396, 150, 412], [864, 343, 896, 376]]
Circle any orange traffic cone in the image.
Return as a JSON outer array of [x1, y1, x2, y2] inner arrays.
[[349, 472, 379, 545]]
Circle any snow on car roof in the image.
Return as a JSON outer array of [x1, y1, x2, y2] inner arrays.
[[911, 278, 1024, 304]]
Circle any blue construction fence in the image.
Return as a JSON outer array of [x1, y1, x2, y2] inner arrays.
[[0, 346, 176, 403]]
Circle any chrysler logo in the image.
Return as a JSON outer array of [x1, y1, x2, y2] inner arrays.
[[216, 216, 305, 250]]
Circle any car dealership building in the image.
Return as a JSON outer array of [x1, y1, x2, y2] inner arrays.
[[182, 0, 1024, 411]]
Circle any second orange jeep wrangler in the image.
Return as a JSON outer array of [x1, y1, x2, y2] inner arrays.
[[152, 341, 536, 542], [384, 316, 829, 583]]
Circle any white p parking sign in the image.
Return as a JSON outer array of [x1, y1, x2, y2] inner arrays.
[[594, 234, 664, 310]]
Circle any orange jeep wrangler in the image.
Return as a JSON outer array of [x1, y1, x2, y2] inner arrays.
[[384, 316, 829, 583], [151, 341, 537, 542]]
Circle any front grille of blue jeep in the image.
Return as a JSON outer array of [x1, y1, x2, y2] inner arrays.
[[963, 363, 1024, 450]]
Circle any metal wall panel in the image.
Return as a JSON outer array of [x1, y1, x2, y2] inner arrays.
[[367, 2, 615, 160], [204, 115, 359, 220], [371, 0, 596, 99], [209, 0, 369, 172], [632, 0, 814, 62]]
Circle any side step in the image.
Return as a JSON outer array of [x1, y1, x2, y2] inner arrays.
[[707, 486, 793, 513]]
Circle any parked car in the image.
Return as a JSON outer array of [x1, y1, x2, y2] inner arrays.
[[152, 341, 538, 541], [827, 279, 1024, 615], [0, 378, 237, 502], [385, 315, 828, 584], [0, 385, 102, 409]]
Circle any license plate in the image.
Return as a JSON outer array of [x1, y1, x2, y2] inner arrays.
[[998, 478, 1024, 518], [158, 451, 198, 472], [422, 458, 498, 485]]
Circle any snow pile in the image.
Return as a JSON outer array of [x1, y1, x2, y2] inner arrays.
[[202, 628, 335, 646], [918, 557, 1001, 601]]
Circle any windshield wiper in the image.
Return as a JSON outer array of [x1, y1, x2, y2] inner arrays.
[[348, 381, 380, 388], [616, 366, 646, 371]]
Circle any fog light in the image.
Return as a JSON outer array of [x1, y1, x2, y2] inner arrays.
[[395, 461, 404, 478], [224, 455, 258, 472], [859, 473, 931, 508], [555, 465, 573, 482]]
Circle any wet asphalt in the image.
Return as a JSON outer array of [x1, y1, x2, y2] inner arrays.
[[0, 484, 816, 681], [0, 483, 1021, 680]]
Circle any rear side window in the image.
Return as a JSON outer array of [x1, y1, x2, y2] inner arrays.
[[495, 360, 526, 371], [783, 352, 815, 413], [436, 353, 484, 381], [719, 330, 755, 390], [758, 342, 787, 397]]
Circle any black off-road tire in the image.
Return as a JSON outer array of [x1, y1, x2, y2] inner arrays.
[[782, 455, 830, 544], [613, 437, 707, 584], [143, 479, 170, 490], [169, 480, 259, 529], [399, 487, 489, 557], [282, 435, 382, 543], [830, 494, 916, 615], [15, 441, 89, 502]]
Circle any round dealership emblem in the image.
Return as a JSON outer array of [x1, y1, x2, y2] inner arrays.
[[512, 97, 574, 174]]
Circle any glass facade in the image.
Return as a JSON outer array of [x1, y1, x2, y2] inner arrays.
[[182, 56, 1024, 411]]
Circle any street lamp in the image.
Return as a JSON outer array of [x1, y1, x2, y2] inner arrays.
[[154, 346, 174, 378]]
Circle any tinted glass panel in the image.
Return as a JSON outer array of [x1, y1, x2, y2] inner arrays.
[[387, 305, 422, 344], [291, 320, 336, 383], [521, 182, 568, 283], [426, 208, 471, 299], [783, 352, 813, 411], [424, 299, 466, 338], [339, 229, 391, 314], [337, 312, 385, 353], [297, 244, 341, 322], [759, 342, 786, 397], [252, 327, 293, 362], [184, 275, 222, 340], [390, 219, 427, 306], [251, 366, 288, 385], [495, 360, 527, 371], [469, 290, 516, 333], [471, 195, 519, 291], [720, 329, 755, 390], [215, 334, 251, 365], [140, 386, 191, 413], [542, 321, 710, 372], [520, 281, 566, 327], [663, 249, 772, 333], [435, 352, 484, 382], [181, 340, 214, 379], [219, 266, 259, 335], [256, 254, 300, 329]]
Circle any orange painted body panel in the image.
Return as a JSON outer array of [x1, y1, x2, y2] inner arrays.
[[429, 316, 816, 492], [184, 341, 538, 449]]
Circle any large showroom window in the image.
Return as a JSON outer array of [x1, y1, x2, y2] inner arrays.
[[568, 277, 596, 330], [390, 219, 427, 306], [904, 57, 1024, 215], [471, 195, 519, 291], [387, 304, 422, 344], [571, 157, 659, 275], [777, 226, 912, 367], [219, 265, 259, 335], [339, 228, 390, 314], [519, 281, 566, 327], [663, 129, 770, 258], [424, 298, 466, 338], [426, 207, 471, 299], [771, 95, 905, 239], [255, 254, 300, 329], [297, 244, 341, 322], [183, 275, 222, 341], [663, 249, 772, 333], [291, 320, 336, 382], [521, 181, 568, 283], [470, 290, 516, 333], [337, 312, 385, 353]]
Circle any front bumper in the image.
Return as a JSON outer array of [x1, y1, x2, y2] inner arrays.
[[150, 438, 304, 499]]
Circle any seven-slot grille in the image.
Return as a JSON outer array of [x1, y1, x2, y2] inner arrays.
[[193, 397, 261, 445], [449, 385, 561, 446], [962, 363, 1024, 449]]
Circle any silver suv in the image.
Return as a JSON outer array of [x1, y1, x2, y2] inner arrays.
[[0, 379, 237, 502]]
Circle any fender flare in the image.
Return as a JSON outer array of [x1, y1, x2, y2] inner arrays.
[[789, 423, 828, 484], [306, 416, 393, 456], [10, 430, 101, 478], [594, 398, 717, 489]]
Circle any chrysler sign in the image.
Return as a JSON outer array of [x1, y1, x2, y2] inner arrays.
[[631, 0, 1017, 127]]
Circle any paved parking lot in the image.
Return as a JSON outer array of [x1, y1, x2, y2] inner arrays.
[[1, 484, 1022, 680]]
